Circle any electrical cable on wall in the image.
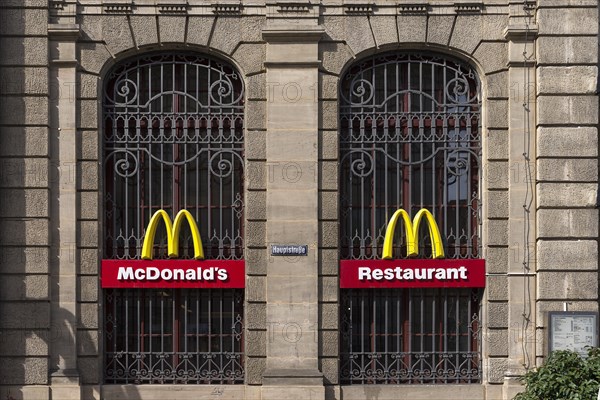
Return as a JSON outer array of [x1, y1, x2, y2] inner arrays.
[[520, 0, 535, 372]]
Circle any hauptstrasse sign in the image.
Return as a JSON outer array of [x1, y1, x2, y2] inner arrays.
[[340, 209, 485, 289], [101, 210, 245, 289]]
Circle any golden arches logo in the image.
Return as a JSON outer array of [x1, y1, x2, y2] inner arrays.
[[141, 210, 204, 260], [382, 209, 445, 260]]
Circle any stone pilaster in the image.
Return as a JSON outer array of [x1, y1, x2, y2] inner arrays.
[[502, 3, 537, 398], [261, 18, 326, 399], [48, 21, 81, 400]]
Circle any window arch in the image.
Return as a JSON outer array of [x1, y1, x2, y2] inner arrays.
[[102, 52, 245, 384], [339, 52, 482, 384]]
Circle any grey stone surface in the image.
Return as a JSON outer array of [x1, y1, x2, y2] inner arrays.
[[246, 131, 266, 161], [538, 95, 598, 125], [538, 271, 598, 300], [246, 161, 266, 190], [487, 219, 509, 246], [450, 15, 483, 55], [79, 191, 98, 220], [0, 275, 48, 300], [214, 16, 263, 55], [537, 240, 598, 271], [233, 43, 266, 76], [78, 161, 99, 191], [78, 99, 98, 129], [78, 131, 98, 162], [485, 247, 508, 274], [0, 302, 49, 329], [487, 71, 508, 99], [319, 276, 338, 302], [0, 247, 49, 274], [245, 302, 267, 330], [79, 43, 113, 75], [0, 158, 48, 188], [186, 16, 215, 47], [129, 15, 159, 47], [319, 220, 338, 248], [487, 302, 509, 328], [487, 329, 508, 357], [319, 249, 338, 276], [537, 183, 597, 207], [319, 191, 338, 220], [78, 303, 98, 329], [370, 15, 398, 46], [319, 330, 338, 357], [78, 276, 98, 302], [426, 15, 454, 46], [0, 189, 48, 218], [319, 42, 353, 75], [0, 67, 48, 95], [538, 209, 598, 238], [0, 219, 48, 246], [0, 357, 48, 385], [487, 275, 508, 301], [246, 275, 266, 302], [320, 357, 338, 385], [474, 42, 508, 74], [319, 160, 338, 191], [487, 99, 509, 129], [320, 99, 338, 130], [77, 330, 98, 356], [0, 330, 48, 356], [0, 96, 48, 125], [323, 16, 375, 56], [79, 248, 99, 276], [538, 8, 598, 35], [101, 15, 135, 55], [537, 36, 598, 65], [245, 357, 266, 385], [246, 330, 267, 357], [158, 15, 186, 43], [247, 73, 266, 101], [537, 127, 598, 157], [538, 158, 597, 182], [319, 130, 338, 161], [0, 37, 48, 66], [486, 190, 508, 219], [396, 15, 427, 43], [247, 100, 267, 130], [486, 357, 508, 384], [78, 72, 99, 99], [0, 127, 48, 157], [247, 190, 267, 221], [486, 161, 509, 189], [246, 220, 266, 247], [0, 8, 47, 35], [319, 303, 338, 330], [538, 66, 597, 95]]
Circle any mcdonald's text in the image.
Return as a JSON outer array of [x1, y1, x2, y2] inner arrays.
[[340, 259, 486, 288], [101, 260, 245, 289]]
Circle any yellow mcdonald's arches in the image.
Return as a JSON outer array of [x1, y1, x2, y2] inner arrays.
[[382, 208, 445, 260], [141, 209, 205, 260]]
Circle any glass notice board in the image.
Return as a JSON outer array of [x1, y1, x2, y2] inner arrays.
[[548, 311, 598, 356]]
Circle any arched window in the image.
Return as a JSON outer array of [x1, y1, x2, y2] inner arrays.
[[103, 53, 244, 384], [339, 53, 482, 384]]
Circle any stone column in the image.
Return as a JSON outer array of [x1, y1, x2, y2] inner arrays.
[[48, 17, 81, 399], [502, 2, 537, 398], [261, 21, 325, 400]]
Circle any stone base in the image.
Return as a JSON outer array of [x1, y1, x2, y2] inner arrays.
[[262, 369, 325, 400], [261, 385, 325, 400]]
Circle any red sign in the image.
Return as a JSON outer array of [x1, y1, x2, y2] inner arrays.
[[101, 260, 245, 289], [340, 259, 485, 289]]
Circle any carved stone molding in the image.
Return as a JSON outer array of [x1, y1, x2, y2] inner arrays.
[[454, 2, 483, 14], [344, 3, 374, 15], [104, 3, 134, 14], [398, 3, 428, 15]]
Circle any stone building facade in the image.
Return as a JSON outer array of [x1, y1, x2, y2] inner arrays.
[[0, 0, 598, 399]]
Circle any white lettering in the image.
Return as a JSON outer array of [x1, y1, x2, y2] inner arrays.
[[435, 268, 446, 280], [403, 269, 414, 280], [203, 267, 215, 280], [173, 268, 184, 280], [117, 267, 134, 280], [217, 269, 228, 281], [147, 267, 160, 280], [458, 266, 468, 279], [372, 269, 383, 280], [384, 269, 395, 280], [358, 267, 371, 280], [134, 268, 146, 280], [161, 268, 173, 280]]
